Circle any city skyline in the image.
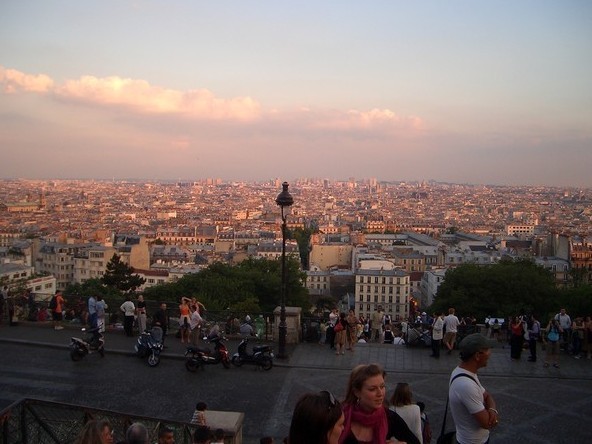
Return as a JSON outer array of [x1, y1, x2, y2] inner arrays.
[[1, 1, 591, 187]]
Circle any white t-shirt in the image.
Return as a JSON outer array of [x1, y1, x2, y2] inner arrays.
[[555, 313, 571, 330], [120, 300, 135, 317], [391, 404, 423, 444], [444, 314, 460, 333], [449, 367, 488, 444]]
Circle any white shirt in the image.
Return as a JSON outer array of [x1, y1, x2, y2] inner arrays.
[[190, 310, 203, 331], [555, 313, 571, 330], [391, 404, 423, 444], [444, 314, 460, 333], [432, 316, 444, 340], [449, 367, 488, 444], [120, 300, 135, 317]]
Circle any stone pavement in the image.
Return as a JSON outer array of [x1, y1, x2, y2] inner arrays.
[[1, 321, 590, 380], [1, 321, 592, 443]]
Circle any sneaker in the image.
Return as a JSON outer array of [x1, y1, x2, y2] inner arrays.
[[55, 326, 64, 330], [574, 355, 581, 359]]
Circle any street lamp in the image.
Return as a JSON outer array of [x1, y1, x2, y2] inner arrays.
[[275, 181, 294, 359]]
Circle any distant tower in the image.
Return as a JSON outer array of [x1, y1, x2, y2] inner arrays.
[[38, 189, 46, 209]]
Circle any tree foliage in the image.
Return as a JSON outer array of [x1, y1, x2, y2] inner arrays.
[[143, 257, 309, 313], [101, 253, 146, 294], [431, 259, 559, 321]]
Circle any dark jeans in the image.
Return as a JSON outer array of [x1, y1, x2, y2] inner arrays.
[[431, 338, 441, 358], [528, 338, 537, 360], [124, 315, 134, 336], [573, 334, 582, 356]]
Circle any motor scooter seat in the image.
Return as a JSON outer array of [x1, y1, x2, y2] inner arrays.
[[253, 345, 269, 353], [187, 346, 210, 354]]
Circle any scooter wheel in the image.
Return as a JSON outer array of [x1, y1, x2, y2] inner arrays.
[[147, 353, 160, 367], [185, 359, 200, 372], [222, 357, 231, 369], [231, 356, 243, 367], [260, 357, 273, 371], [70, 349, 84, 362]]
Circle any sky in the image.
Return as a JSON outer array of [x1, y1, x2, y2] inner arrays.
[[1, 1, 591, 187]]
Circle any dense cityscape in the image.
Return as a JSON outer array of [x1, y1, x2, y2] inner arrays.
[[1, 178, 591, 319]]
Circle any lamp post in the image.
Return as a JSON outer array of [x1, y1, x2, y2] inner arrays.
[[275, 181, 293, 359]]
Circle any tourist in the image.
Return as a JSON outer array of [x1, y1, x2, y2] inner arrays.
[[288, 391, 344, 444], [338, 363, 419, 444], [443, 308, 460, 354], [389, 383, 423, 444], [449, 334, 499, 444], [74, 419, 113, 444]]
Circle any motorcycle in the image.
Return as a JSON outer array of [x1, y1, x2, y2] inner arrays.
[[231, 336, 274, 370], [70, 326, 105, 361], [134, 326, 164, 367], [184, 334, 231, 371]]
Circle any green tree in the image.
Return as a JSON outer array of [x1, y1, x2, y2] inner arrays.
[[101, 253, 146, 295], [432, 259, 558, 321], [142, 257, 310, 313]]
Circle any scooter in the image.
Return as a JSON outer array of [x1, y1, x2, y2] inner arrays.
[[135, 326, 164, 367], [231, 335, 274, 370], [184, 334, 231, 371], [70, 326, 105, 361]]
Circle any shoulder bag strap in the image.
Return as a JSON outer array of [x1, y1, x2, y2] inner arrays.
[[439, 373, 478, 437]]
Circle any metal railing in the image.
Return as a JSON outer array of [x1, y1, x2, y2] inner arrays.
[[0, 398, 237, 444]]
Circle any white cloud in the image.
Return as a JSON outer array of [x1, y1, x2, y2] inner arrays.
[[0, 66, 53, 93]]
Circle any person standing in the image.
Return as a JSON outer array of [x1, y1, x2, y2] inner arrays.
[[371, 305, 385, 343], [96, 295, 108, 333], [179, 296, 191, 343], [449, 334, 499, 444], [88, 294, 98, 329], [544, 318, 562, 368], [136, 294, 147, 334], [346, 309, 358, 352], [52, 291, 65, 330], [527, 314, 541, 362], [153, 302, 169, 344], [0, 286, 7, 326], [572, 316, 585, 359], [120, 296, 136, 337], [430, 312, 444, 359], [443, 308, 460, 354], [334, 312, 347, 355], [189, 303, 203, 346], [554, 308, 572, 353], [509, 316, 525, 360], [328, 308, 339, 349]]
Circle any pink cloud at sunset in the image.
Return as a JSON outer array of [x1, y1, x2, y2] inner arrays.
[[0, 66, 54, 93], [0, 65, 424, 134]]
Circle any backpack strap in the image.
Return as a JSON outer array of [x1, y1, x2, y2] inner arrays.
[[438, 372, 478, 438]]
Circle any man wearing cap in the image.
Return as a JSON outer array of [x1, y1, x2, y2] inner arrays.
[[449, 333, 499, 444]]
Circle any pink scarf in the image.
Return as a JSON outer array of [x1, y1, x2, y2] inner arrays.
[[339, 403, 388, 444]]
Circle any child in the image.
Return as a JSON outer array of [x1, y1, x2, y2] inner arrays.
[[191, 401, 208, 426]]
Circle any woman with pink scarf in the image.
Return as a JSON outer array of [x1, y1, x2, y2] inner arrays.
[[339, 364, 419, 444]]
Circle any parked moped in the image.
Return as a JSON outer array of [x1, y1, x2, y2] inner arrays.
[[231, 336, 273, 370], [184, 334, 230, 371], [70, 326, 105, 361]]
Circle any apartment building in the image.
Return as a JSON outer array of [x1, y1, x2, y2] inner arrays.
[[309, 243, 353, 271], [0, 262, 56, 298], [355, 268, 410, 321], [420, 268, 447, 307]]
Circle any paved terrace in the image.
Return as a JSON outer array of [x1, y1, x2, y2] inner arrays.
[[1, 322, 591, 443]]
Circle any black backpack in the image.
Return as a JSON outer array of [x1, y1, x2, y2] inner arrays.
[[49, 296, 57, 310]]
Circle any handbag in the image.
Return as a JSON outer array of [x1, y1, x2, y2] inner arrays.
[[334, 322, 344, 333], [437, 373, 477, 444]]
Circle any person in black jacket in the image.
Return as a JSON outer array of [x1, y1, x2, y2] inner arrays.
[[152, 302, 168, 344]]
